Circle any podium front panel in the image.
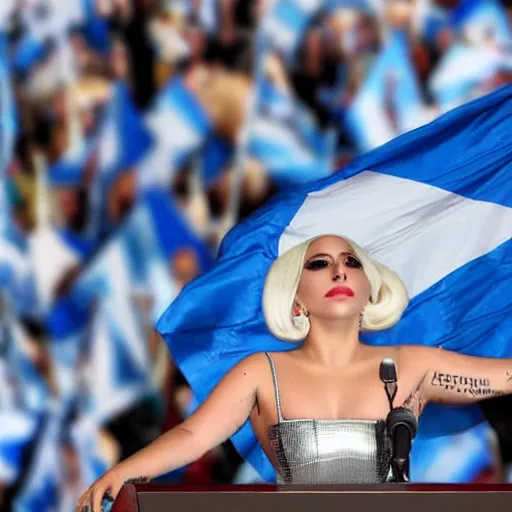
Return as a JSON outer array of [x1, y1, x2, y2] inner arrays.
[[112, 483, 512, 512]]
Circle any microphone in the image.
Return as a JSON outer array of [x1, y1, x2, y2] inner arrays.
[[379, 358, 417, 482], [379, 358, 398, 409]]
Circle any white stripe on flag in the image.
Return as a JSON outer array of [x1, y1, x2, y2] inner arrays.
[[280, 171, 512, 298]]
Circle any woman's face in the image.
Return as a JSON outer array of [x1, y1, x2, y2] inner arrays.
[[296, 236, 371, 322]]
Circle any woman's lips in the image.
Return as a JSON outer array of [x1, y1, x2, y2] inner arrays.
[[325, 286, 354, 298]]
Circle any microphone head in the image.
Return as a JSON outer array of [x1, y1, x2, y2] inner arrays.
[[379, 358, 397, 384]]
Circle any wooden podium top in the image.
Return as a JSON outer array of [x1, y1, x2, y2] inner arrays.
[[112, 483, 512, 512]]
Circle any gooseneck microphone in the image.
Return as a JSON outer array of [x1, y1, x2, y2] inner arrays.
[[379, 358, 398, 409], [379, 358, 417, 483]]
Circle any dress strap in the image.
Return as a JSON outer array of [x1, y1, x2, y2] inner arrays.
[[265, 352, 284, 423]]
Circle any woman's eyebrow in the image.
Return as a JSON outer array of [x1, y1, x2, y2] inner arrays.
[[307, 251, 355, 260]]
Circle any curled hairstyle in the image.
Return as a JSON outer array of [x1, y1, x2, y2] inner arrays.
[[262, 236, 409, 341]]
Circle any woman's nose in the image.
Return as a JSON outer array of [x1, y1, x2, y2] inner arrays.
[[332, 266, 347, 282]]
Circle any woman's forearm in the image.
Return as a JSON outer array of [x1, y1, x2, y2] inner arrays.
[[114, 424, 207, 481]]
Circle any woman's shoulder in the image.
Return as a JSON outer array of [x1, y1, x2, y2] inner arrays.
[[395, 344, 448, 373], [237, 350, 296, 371]]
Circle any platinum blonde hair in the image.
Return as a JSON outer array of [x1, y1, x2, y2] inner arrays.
[[262, 236, 409, 341]]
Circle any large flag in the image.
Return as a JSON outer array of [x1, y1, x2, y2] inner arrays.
[[157, 85, 512, 482]]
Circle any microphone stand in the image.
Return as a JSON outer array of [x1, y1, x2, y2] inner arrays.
[[379, 359, 416, 483]]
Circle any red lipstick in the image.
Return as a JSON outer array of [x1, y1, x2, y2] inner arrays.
[[325, 286, 354, 298]]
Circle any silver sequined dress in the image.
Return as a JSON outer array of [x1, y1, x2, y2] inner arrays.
[[265, 353, 392, 485]]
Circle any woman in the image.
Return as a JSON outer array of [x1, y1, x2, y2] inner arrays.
[[76, 234, 512, 511]]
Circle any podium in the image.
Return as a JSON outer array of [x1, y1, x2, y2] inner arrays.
[[111, 483, 512, 512]]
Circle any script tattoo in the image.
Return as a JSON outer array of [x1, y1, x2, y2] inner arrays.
[[125, 476, 150, 484], [431, 372, 505, 399], [506, 371, 512, 382]]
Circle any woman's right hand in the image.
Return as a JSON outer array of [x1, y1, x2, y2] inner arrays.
[[75, 466, 126, 512]]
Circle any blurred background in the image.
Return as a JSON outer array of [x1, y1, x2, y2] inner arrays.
[[1, 0, 512, 510]]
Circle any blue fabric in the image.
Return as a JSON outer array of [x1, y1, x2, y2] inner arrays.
[[157, 85, 512, 482], [410, 422, 494, 482]]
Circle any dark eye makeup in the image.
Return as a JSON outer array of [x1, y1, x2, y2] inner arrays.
[[305, 254, 362, 271]]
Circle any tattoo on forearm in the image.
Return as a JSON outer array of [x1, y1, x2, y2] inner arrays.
[[403, 374, 427, 417], [431, 372, 505, 398], [125, 476, 150, 484], [506, 371, 512, 382]]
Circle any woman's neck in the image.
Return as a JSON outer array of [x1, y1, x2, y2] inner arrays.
[[299, 317, 364, 368]]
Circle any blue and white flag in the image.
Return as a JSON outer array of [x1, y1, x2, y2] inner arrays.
[[429, 42, 512, 112], [95, 81, 153, 184], [346, 30, 426, 152], [13, 404, 64, 512], [157, 85, 512, 482], [248, 78, 334, 186], [261, 0, 322, 62], [450, 0, 512, 43], [0, 238, 38, 317], [4, 318, 48, 413], [138, 77, 211, 189], [49, 140, 94, 189], [88, 81, 152, 238]]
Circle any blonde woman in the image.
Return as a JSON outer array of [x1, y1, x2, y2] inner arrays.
[[76, 234, 512, 511]]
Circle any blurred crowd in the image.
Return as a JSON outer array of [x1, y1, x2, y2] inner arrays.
[[1, 0, 512, 510]]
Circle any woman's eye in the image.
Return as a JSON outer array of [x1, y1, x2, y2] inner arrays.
[[305, 259, 329, 270], [345, 256, 362, 268]]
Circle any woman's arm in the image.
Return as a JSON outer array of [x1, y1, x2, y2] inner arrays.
[[115, 354, 262, 479], [403, 346, 512, 407], [77, 353, 264, 511]]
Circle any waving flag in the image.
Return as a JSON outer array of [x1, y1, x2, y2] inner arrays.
[[87, 80, 153, 239], [429, 42, 512, 112], [4, 318, 48, 413], [248, 78, 334, 186], [261, 0, 322, 62], [96, 82, 153, 183], [0, 238, 38, 317], [157, 85, 512, 482], [49, 141, 94, 189], [451, 0, 511, 43], [346, 30, 425, 152], [138, 77, 211, 189], [13, 404, 63, 512]]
